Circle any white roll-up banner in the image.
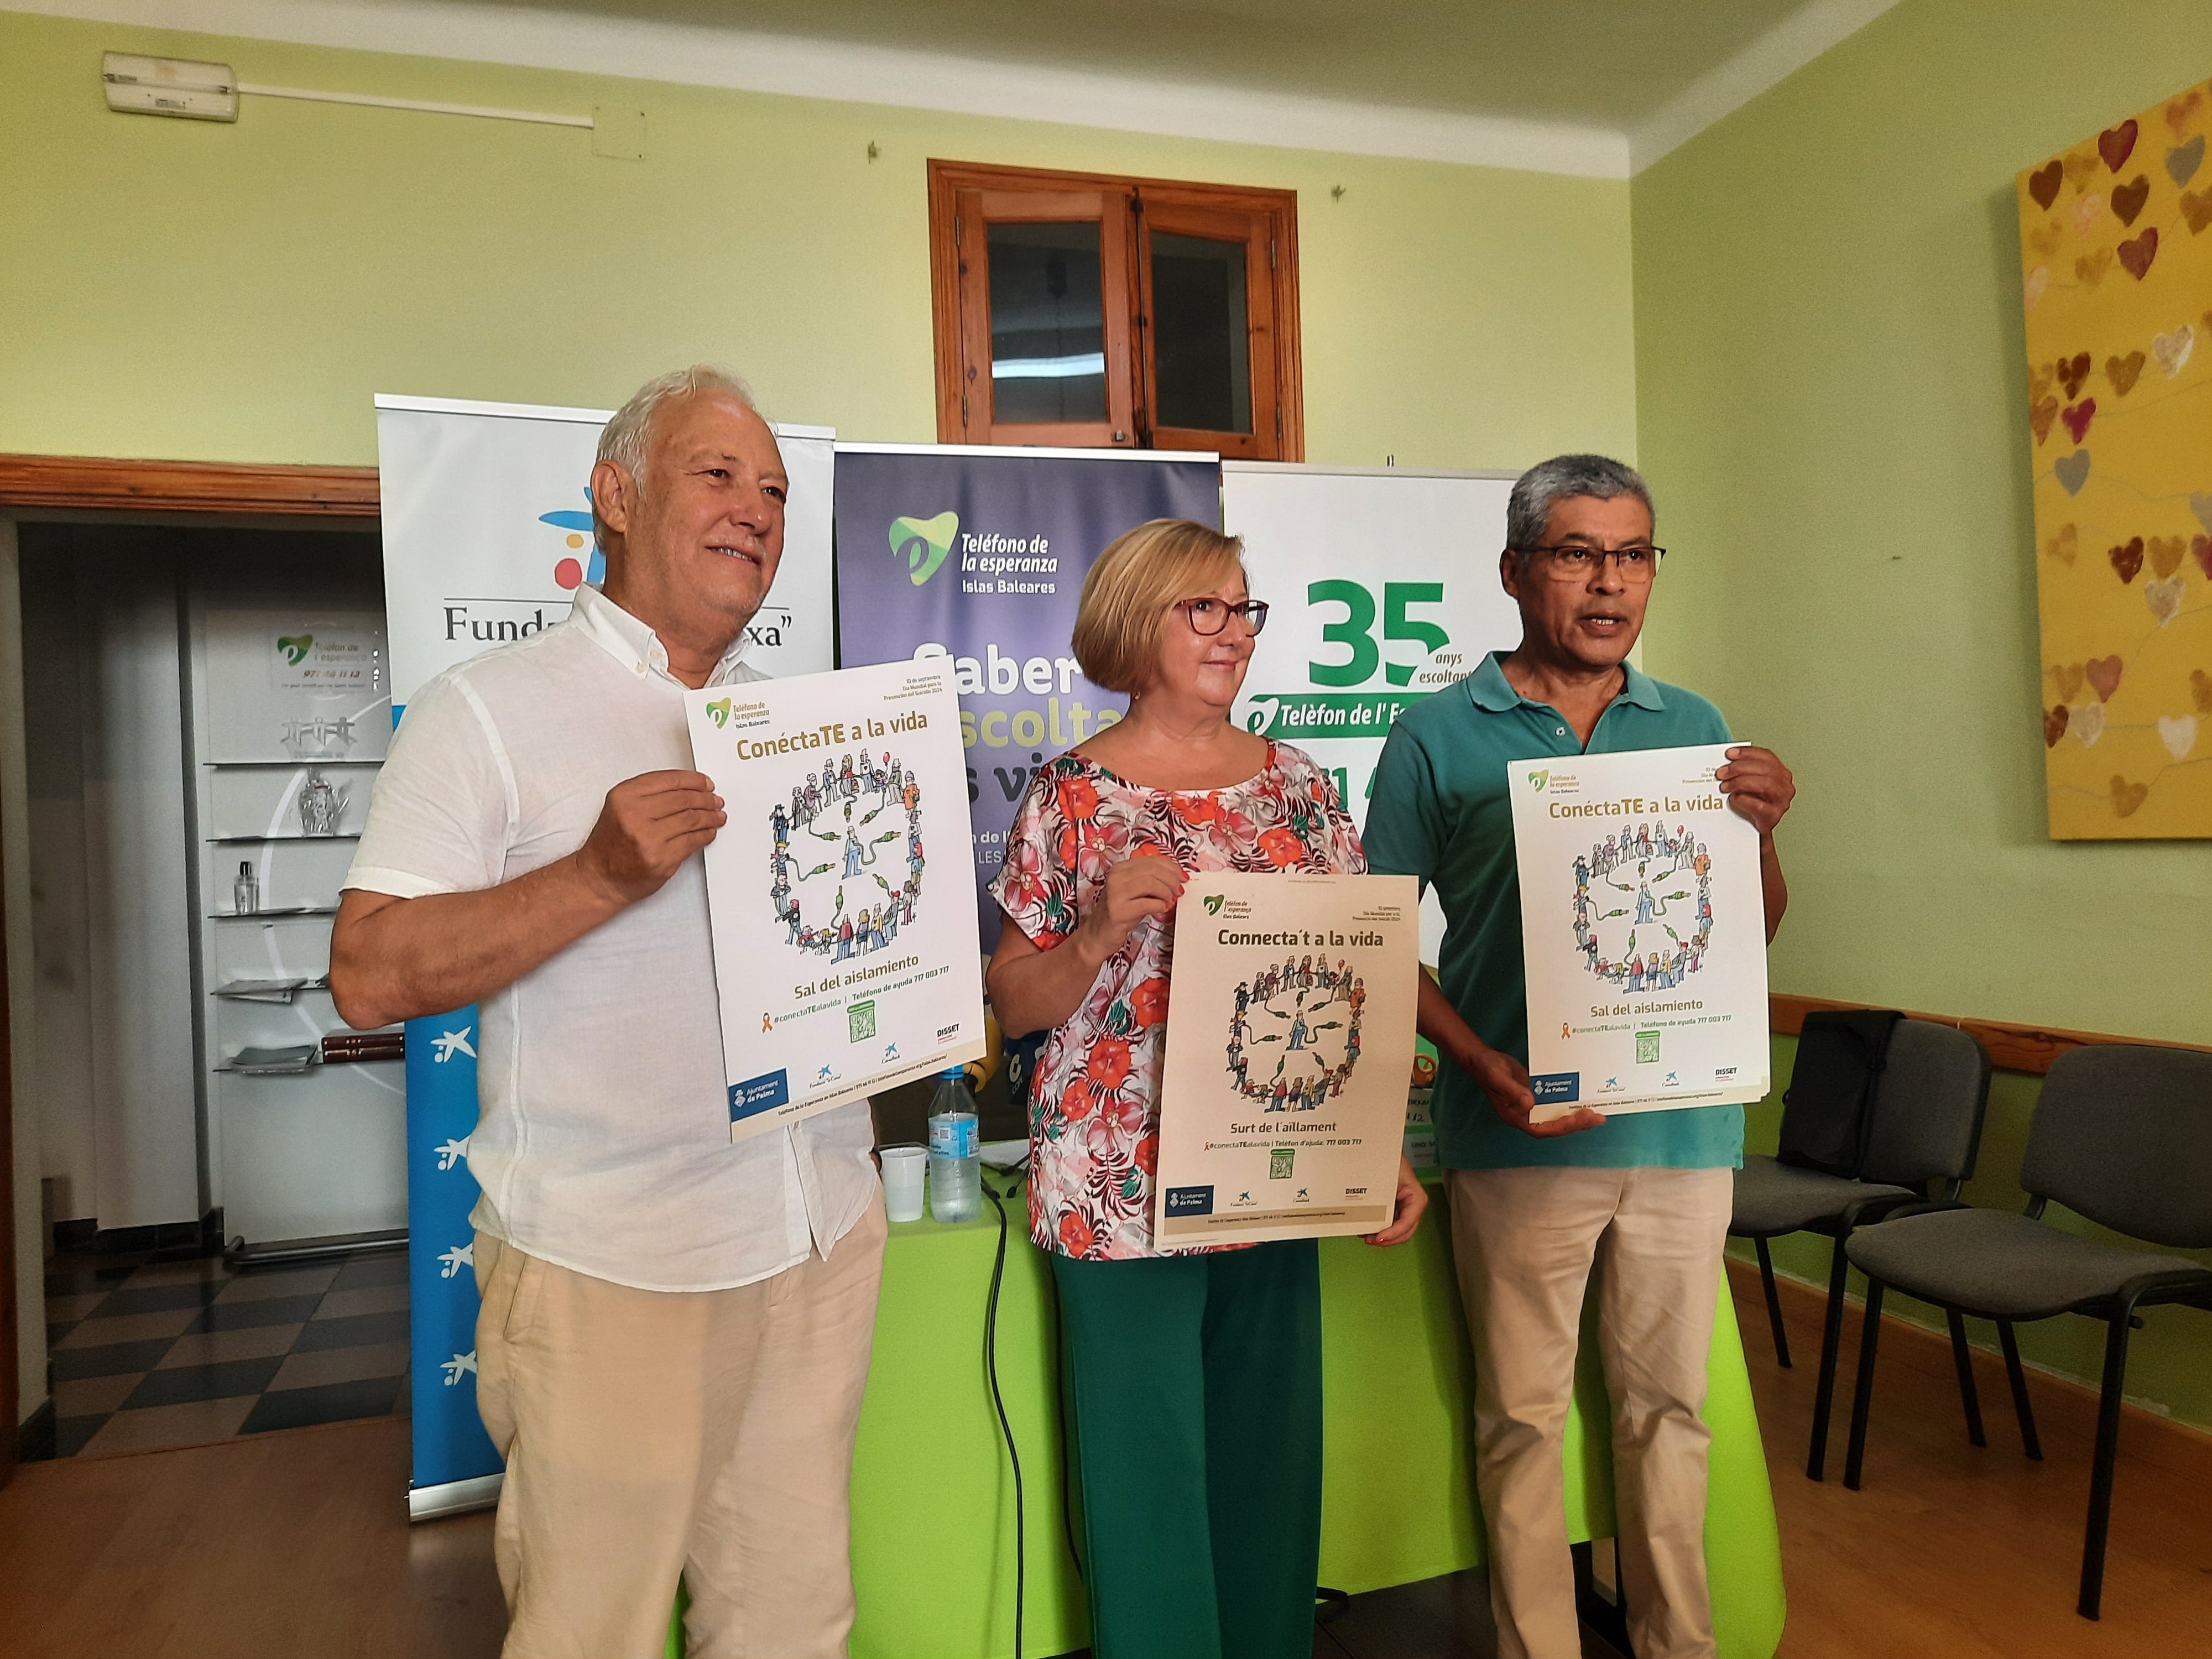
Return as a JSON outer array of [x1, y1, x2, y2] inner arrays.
[[372, 394, 833, 1517]]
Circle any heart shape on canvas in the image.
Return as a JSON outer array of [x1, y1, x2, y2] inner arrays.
[[2075, 248, 2114, 288], [2024, 265, 2048, 309], [2030, 222, 2064, 257], [2192, 669, 2212, 715], [2057, 352, 2093, 398], [2109, 775, 2148, 818], [2085, 654, 2124, 701], [2074, 194, 2107, 237], [2193, 493, 2212, 535], [2044, 704, 2069, 747], [2149, 535, 2185, 578], [2108, 535, 2143, 583], [2073, 701, 2106, 745], [2111, 175, 2151, 226], [2153, 324, 2194, 377], [2028, 160, 2064, 208], [2157, 714, 2198, 761], [2105, 350, 2146, 394], [2056, 450, 2093, 494], [2045, 524, 2079, 564], [2146, 575, 2184, 624], [2182, 189, 2212, 234], [2118, 229, 2159, 279], [2062, 399, 2097, 443], [2168, 90, 2205, 138], [2029, 395, 2059, 444], [2171, 134, 2206, 187], [2053, 661, 2086, 702], [2100, 121, 2139, 172], [2194, 534, 2212, 580], [2063, 152, 2103, 192]]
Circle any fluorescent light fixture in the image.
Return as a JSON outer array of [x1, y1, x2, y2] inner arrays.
[[102, 51, 239, 121], [990, 353, 1106, 380]]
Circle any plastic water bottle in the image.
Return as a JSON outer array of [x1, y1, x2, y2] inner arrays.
[[927, 1066, 982, 1223]]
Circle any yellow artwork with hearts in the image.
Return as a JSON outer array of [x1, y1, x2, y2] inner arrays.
[[2018, 79, 2212, 839]]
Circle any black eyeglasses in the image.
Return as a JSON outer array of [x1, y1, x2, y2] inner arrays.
[[1523, 545, 1666, 582], [1177, 597, 1271, 635]]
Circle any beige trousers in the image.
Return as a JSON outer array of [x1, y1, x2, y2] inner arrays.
[[473, 1196, 888, 1659], [1446, 1165, 1732, 1659]]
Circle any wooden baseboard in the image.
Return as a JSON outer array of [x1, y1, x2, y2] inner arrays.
[[1768, 992, 2212, 1077], [0, 453, 379, 517]]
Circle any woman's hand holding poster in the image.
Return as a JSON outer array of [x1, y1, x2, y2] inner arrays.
[[1154, 873, 1418, 1248]]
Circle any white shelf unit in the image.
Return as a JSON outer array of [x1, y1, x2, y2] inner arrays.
[[189, 606, 407, 1250]]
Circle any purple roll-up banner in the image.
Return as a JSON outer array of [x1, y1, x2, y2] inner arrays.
[[832, 445, 1220, 948]]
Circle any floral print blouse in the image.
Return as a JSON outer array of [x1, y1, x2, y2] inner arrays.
[[989, 742, 1365, 1259]]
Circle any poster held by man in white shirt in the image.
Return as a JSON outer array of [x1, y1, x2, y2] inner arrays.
[[685, 657, 985, 1140], [1509, 743, 1771, 1120]]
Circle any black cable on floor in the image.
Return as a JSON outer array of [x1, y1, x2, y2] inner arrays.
[[1046, 1262, 1084, 1585], [980, 1164, 1026, 1659]]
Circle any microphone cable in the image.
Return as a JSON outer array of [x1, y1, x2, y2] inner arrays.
[[979, 1158, 1028, 1659]]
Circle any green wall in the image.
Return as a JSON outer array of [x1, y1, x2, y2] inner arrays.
[[1633, 0, 2212, 1046], [1633, 0, 2212, 1428], [0, 10, 1634, 471]]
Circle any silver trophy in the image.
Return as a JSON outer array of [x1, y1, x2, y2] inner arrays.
[[297, 766, 346, 836]]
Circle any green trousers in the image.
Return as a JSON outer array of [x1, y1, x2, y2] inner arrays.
[[1051, 1239, 1323, 1659]]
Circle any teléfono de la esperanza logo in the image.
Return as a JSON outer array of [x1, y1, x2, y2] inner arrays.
[[890, 512, 958, 586]]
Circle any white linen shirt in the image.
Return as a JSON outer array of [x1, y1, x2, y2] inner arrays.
[[344, 583, 878, 1292]]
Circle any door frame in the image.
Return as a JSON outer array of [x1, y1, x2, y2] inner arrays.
[[0, 452, 379, 1475]]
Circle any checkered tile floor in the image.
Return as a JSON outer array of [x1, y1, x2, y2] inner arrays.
[[39, 1246, 410, 1459]]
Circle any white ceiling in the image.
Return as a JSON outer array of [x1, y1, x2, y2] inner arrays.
[[22, 0, 1902, 174]]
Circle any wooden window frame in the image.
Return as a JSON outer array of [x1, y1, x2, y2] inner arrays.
[[927, 159, 1303, 461]]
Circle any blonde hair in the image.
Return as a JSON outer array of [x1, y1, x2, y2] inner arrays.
[[1072, 519, 1246, 695]]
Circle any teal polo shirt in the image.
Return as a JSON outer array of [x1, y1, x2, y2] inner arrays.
[[1366, 652, 1745, 1171]]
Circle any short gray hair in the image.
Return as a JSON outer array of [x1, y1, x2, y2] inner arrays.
[[1505, 454, 1654, 554], [592, 363, 761, 545]]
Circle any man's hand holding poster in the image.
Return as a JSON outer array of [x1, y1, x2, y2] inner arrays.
[[1509, 744, 1770, 1120], [686, 659, 985, 1140]]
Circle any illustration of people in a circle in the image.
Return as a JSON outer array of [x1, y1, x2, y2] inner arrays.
[[1223, 954, 1365, 1110], [1573, 821, 1712, 993], [770, 749, 925, 959]]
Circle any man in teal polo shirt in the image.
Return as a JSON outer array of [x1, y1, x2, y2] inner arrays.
[[1366, 454, 1794, 1659]]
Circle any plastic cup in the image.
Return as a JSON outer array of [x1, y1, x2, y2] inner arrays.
[[880, 1144, 928, 1223]]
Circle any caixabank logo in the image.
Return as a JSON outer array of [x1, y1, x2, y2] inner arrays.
[[438, 487, 791, 651], [539, 489, 604, 591]]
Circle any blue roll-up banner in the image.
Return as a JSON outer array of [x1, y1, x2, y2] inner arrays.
[[830, 445, 1222, 943], [373, 394, 836, 1517]]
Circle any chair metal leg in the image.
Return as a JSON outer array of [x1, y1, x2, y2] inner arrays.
[[1843, 1279, 1886, 1490], [1947, 1308, 1987, 1448], [1998, 1321, 2043, 1461], [1755, 1236, 1792, 1368], [1806, 1232, 1853, 1481], [2078, 1307, 2135, 1620]]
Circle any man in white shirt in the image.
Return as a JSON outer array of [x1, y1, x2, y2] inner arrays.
[[332, 364, 884, 1659]]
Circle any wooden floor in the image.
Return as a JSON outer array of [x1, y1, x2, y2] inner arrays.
[[3, 1259, 2207, 1658], [1735, 1261, 2212, 1659]]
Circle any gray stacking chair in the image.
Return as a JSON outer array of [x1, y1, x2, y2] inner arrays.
[[1730, 1018, 1991, 1479], [1841, 1044, 2212, 1620]]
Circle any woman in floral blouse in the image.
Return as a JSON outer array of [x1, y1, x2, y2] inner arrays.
[[987, 518, 1426, 1659]]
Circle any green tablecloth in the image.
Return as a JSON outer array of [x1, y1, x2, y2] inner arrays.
[[815, 1179, 1786, 1659]]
